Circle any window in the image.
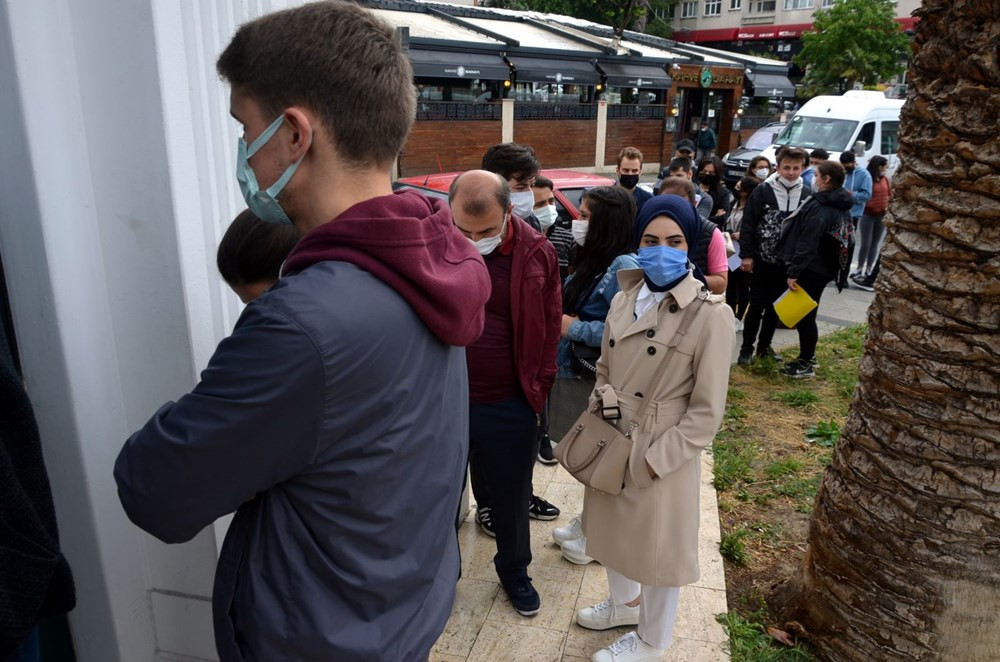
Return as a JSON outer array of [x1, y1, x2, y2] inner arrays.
[[775, 116, 860, 152], [730, 0, 742, 8], [654, 5, 676, 19], [753, 0, 776, 12], [821, 0, 836, 6], [784, 0, 814, 8], [880, 121, 900, 155], [705, 0, 722, 15], [856, 121, 876, 153], [682, 1, 698, 18]]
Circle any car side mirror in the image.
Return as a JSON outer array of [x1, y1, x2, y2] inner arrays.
[[853, 140, 867, 157]]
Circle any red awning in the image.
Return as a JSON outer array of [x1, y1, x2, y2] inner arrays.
[[685, 16, 919, 42]]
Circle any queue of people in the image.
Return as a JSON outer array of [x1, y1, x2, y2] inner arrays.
[[105, 6, 883, 660]]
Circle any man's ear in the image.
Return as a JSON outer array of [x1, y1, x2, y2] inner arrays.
[[282, 107, 313, 162]]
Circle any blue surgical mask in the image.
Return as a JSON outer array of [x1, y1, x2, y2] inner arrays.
[[637, 245, 690, 290], [236, 114, 310, 225]]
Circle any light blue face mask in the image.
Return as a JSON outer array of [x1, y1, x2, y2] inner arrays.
[[236, 114, 308, 225], [637, 245, 690, 289]]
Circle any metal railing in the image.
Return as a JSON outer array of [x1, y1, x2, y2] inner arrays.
[[415, 102, 502, 121], [739, 113, 783, 130], [607, 104, 667, 120], [513, 103, 598, 120]]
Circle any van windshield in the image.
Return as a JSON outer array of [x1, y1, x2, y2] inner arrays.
[[774, 116, 859, 152]]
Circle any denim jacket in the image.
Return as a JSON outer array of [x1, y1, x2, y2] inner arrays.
[[556, 253, 640, 376]]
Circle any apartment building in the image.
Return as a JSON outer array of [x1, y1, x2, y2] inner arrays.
[[666, 0, 920, 67]]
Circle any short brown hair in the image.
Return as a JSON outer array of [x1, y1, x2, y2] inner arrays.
[[617, 146, 643, 167], [217, 2, 415, 168], [481, 143, 540, 183], [816, 160, 846, 189], [776, 146, 808, 166], [658, 177, 697, 203]]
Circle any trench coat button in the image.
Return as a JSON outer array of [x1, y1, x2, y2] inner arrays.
[[609, 339, 616, 347], [634, 392, 644, 398], [668, 303, 679, 313], [647, 346, 656, 355], [645, 329, 655, 338]]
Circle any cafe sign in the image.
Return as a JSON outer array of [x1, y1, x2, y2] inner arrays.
[[671, 68, 744, 86]]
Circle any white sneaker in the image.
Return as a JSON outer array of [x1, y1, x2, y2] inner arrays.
[[591, 631, 665, 662], [560, 535, 594, 565], [576, 598, 640, 630], [552, 514, 584, 545]]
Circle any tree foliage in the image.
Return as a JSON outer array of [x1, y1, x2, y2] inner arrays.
[[481, 0, 678, 43], [795, 0, 910, 95]]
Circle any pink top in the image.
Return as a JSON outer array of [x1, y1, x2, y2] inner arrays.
[[706, 228, 728, 275]]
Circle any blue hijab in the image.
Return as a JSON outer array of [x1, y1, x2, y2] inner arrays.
[[634, 194, 707, 289]]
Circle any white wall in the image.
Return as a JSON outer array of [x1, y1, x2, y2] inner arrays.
[[0, 0, 307, 660]]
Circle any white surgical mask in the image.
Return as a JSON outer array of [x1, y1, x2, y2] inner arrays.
[[571, 219, 589, 246], [754, 168, 769, 179], [779, 175, 800, 187], [511, 191, 535, 219], [469, 215, 508, 256], [534, 204, 557, 231]]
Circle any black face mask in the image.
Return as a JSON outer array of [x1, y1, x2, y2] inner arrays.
[[700, 173, 719, 187], [619, 174, 640, 189]]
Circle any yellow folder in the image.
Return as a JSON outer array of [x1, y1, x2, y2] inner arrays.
[[773, 287, 818, 328]]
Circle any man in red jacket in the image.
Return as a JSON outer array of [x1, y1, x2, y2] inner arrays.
[[450, 170, 562, 617]]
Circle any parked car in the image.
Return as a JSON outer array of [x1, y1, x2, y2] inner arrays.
[[721, 122, 785, 189], [396, 169, 615, 222]]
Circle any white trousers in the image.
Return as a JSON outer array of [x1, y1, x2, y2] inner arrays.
[[607, 568, 681, 651]]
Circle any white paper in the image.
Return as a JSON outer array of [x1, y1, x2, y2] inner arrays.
[[728, 239, 742, 271]]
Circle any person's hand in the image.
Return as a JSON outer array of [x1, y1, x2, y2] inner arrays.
[[646, 462, 657, 480], [740, 257, 754, 273], [561, 314, 578, 337], [787, 278, 798, 291], [731, 232, 740, 241]]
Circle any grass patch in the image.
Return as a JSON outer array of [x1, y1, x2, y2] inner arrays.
[[772, 389, 820, 408], [716, 324, 867, 661], [720, 529, 749, 565], [717, 609, 814, 661]]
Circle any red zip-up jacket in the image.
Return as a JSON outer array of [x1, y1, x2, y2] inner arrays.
[[507, 215, 562, 414]]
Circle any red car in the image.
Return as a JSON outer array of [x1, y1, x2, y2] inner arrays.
[[395, 169, 615, 221]]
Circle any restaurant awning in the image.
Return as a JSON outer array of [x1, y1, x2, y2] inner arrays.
[[505, 56, 601, 85], [408, 49, 510, 81], [598, 62, 672, 89], [748, 72, 796, 98]]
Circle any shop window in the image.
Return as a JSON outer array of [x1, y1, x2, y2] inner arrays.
[[705, 0, 722, 16], [681, 1, 698, 18]]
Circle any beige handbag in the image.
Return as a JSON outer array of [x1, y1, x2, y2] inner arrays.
[[553, 297, 703, 495]]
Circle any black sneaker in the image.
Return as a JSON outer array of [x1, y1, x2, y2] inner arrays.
[[756, 346, 784, 364], [503, 578, 541, 616], [537, 435, 557, 465], [475, 506, 496, 537], [782, 359, 816, 379], [528, 495, 559, 520], [737, 347, 754, 366], [853, 275, 875, 292]]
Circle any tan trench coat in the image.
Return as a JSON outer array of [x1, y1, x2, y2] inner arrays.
[[581, 270, 734, 587]]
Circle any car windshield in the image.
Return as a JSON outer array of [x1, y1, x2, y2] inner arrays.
[[746, 127, 781, 151], [774, 116, 859, 152]]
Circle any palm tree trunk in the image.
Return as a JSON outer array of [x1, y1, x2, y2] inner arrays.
[[774, 1, 1000, 660]]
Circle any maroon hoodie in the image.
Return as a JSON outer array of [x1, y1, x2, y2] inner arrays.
[[282, 189, 489, 347]]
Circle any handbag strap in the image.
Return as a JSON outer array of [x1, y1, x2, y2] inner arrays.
[[623, 293, 706, 437]]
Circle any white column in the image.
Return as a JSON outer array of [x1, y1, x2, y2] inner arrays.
[[595, 100, 608, 170], [502, 98, 515, 142]]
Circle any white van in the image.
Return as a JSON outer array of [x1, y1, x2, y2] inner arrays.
[[759, 91, 904, 175]]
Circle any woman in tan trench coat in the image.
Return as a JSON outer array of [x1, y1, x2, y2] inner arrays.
[[576, 195, 734, 662]]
